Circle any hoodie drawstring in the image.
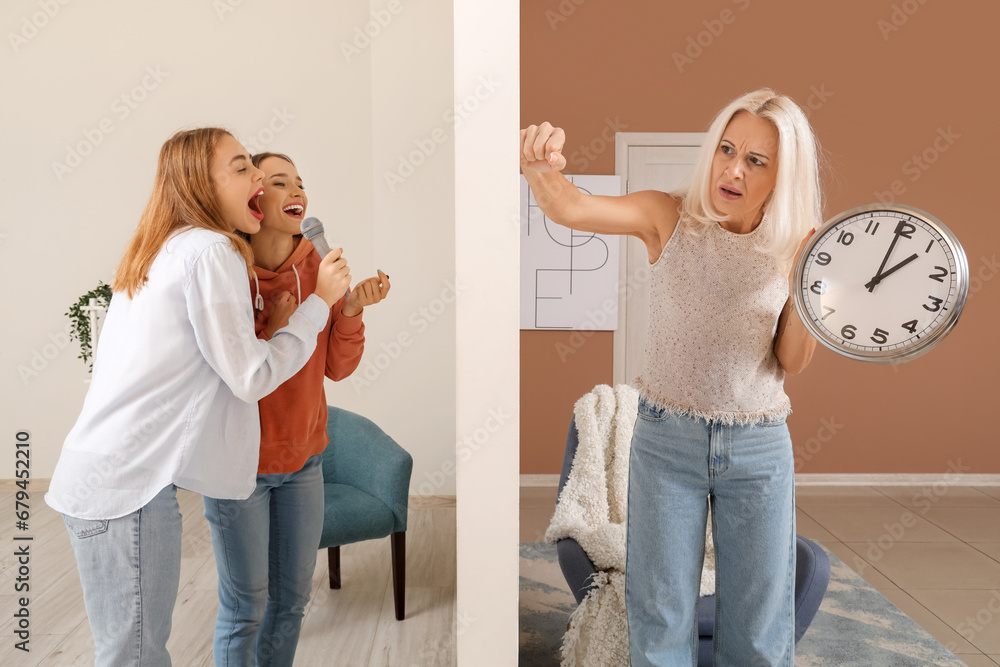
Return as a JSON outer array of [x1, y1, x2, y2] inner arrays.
[[253, 272, 264, 311], [253, 264, 301, 313]]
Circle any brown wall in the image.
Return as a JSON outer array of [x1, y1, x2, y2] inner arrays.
[[520, 0, 1000, 475]]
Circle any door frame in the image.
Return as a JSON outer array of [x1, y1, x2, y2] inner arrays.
[[612, 132, 705, 386]]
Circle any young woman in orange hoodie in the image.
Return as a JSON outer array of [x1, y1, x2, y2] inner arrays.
[[203, 151, 390, 665]]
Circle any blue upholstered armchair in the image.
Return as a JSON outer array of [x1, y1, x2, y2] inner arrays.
[[320, 406, 413, 621], [555, 416, 830, 665]]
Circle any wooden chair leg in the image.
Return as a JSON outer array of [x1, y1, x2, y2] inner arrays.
[[328, 546, 341, 589], [391, 531, 405, 620]]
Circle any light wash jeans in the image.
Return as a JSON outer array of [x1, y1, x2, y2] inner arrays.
[[625, 398, 796, 667], [203, 453, 324, 666], [64, 483, 182, 666]]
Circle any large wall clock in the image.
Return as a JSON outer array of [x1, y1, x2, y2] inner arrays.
[[793, 204, 968, 364]]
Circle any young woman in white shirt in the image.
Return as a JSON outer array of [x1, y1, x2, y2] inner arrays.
[[45, 127, 351, 666]]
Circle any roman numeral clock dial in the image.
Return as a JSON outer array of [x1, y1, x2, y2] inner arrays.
[[792, 204, 969, 363]]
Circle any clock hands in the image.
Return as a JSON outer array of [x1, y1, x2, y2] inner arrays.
[[865, 220, 918, 292], [866, 253, 919, 289]]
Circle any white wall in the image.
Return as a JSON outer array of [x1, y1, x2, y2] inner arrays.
[[328, 0, 457, 497], [454, 0, 520, 660], [0, 0, 457, 496]]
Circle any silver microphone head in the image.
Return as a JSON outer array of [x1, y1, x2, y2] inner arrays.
[[300, 216, 332, 257]]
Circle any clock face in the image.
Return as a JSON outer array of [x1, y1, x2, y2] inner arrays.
[[794, 204, 968, 363]]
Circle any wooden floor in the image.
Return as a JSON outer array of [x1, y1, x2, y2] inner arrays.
[[0, 489, 456, 666], [523, 484, 1000, 666]]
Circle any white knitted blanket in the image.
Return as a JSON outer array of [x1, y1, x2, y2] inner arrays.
[[545, 384, 715, 667]]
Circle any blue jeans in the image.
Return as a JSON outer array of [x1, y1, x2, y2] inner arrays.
[[64, 484, 182, 666], [204, 453, 324, 666], [625, 399, 796, 667]]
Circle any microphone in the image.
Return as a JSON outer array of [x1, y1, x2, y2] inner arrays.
[[301, 217, 349, 299], [300, 217, 336, 258]]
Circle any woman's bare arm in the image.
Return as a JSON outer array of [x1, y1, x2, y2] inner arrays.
[[774, 230, 819, 374], [521, 123, 679, 262]]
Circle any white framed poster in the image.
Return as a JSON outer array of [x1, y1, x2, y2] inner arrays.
[[519, 174, 623, 330]]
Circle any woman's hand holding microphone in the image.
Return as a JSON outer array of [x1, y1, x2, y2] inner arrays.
[[314, 249, 352, 308]]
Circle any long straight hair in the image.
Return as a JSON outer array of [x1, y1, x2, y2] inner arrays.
[[676, 89, 823, 270], [113, 128, 254, 297]]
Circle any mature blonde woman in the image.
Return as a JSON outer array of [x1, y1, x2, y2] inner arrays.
[[521, 89, 822, 666]]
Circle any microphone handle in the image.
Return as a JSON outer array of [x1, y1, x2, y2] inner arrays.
[[307, 234, 351, 299], [310, 233, 332, 258]]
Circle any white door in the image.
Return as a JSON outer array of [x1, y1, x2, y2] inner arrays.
[[613, 133, 704, 386]]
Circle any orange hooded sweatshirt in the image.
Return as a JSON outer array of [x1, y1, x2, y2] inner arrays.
[[250, 238, 365, 474]]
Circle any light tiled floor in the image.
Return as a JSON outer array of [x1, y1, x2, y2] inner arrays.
[[521, 484, 1000, 666]]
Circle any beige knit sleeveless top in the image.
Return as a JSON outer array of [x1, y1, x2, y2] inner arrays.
[[634, 216, 791, 426]]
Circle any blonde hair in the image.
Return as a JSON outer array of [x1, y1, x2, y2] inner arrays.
[[113, 128, 254, 297], [676, 89, 823, 269]]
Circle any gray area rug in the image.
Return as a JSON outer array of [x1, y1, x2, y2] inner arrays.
[[519, 542, 964, 666]]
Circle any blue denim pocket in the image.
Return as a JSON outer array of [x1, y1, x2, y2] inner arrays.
[[637, 396, 667, 422], [64, 515, 109, 539]]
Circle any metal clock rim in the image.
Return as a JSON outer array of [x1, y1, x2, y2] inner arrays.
[[792, 203, 969, 365]]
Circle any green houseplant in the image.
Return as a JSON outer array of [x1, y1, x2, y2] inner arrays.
[[66, 281, 113, 369]]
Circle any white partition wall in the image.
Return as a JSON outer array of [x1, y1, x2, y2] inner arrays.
[[454, 0, 520, 662]]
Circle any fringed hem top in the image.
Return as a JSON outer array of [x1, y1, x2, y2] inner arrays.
[[634, 215, 791, 427]]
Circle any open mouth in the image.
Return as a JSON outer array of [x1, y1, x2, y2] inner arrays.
[[248, 188, 265, 220], [719, 185, 742, 201], [283, 203, 304, 219]]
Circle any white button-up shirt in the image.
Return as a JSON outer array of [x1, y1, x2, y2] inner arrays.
[[46, 228, 330, 520]]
